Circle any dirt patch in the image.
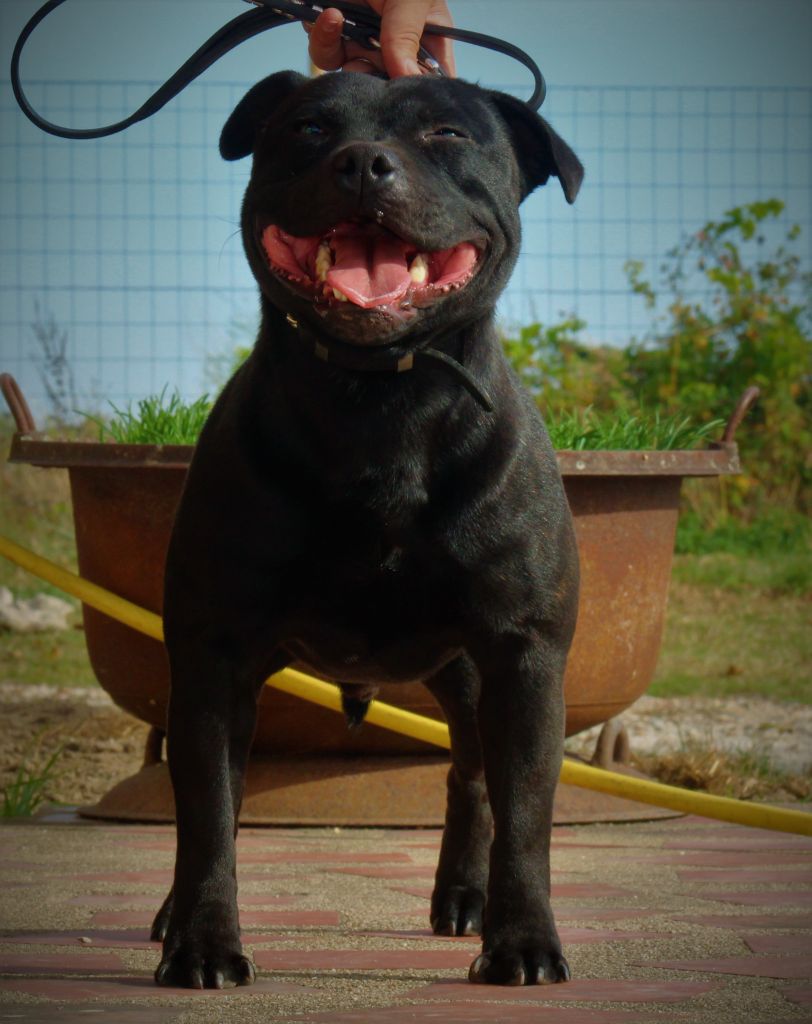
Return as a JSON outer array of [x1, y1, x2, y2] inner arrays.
[[1, 683, 810, 812], [0, 683, 149, 808]]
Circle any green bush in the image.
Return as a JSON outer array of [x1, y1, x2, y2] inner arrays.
[[501, 199, 812, 532], [623, 199, 811, 514]]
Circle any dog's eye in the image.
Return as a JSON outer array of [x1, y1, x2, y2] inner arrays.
[[294, 120, 324, 136], [430, 126, 467, 139]]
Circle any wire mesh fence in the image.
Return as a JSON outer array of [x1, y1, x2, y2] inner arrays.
[[1, 80, 810, 417]]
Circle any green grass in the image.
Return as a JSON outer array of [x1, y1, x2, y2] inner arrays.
[[2, 746, 63, 817], [651, 553, 811, 704], [93, 394, 723, 452], [547, 407, 725, 451], [672, 550, 812, 596], [88, 388, 211, 445]]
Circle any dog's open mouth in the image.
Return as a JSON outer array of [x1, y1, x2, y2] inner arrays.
[[260, 221, 481, 312]]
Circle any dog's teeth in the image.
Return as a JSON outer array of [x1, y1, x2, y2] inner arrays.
[[333, 287, 349, 302], [315, 242, 332, 283], [409, 254, 429, 284]]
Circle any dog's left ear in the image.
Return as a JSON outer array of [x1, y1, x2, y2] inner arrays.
[[488, 91, 584, 204], [220, 71, 309, 160]]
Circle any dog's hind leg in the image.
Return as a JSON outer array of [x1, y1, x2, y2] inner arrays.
[[425, 654, 492, 937], [154, 637, 262, 989]]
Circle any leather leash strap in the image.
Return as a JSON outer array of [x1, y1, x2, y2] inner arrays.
[[11, 0, 547, 141]]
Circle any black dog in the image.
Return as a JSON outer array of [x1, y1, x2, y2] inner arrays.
[[152, 69, 583, 989]]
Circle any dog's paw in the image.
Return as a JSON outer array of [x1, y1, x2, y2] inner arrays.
[[431, 885, 485, 937], [155, 943, 256, 989], [468, 947, 570, 986]]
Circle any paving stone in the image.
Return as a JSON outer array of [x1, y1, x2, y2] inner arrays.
[[554, 842, 639, 850], [393, 886, 433, 901], [359, 927, 659, 945], [697, 891, 812, 907], [675, 913, 812, 930], [390, 883, 633, 902], [90, 910, 340, 927], [0, 975, 313, 1000], [67, 893, 297, 908], [744, 934, 812, 955], [637, 850, 812, 867], [554, 908, 653, 923], [552, 885, 635, 900], [240, 851, 416, 865], [0, 1007, 180, 1023], [663, 835, 812, 852], [2, 818, 809, 1023], [254, 948, 474, 970], [331, 866, 437, 879], [290, 1005, 653, 1022], [359, 929, 480, 943], [0, 929, 157, 950], [67, 870, 174, 884], [0, 950, 124, 973], [783, 984, 812, 1008], [404, 979, 722, 1003], [678, 867, 812, 884], [639, 955, 812, 980]]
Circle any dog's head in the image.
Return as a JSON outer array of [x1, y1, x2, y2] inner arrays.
[[223, 71, 582, 346]]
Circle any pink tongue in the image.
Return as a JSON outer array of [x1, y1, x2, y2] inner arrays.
[[327, 233, 411, 309]]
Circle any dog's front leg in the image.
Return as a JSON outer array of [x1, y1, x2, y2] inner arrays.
[[468, 634, 570, 986], [154, 640, 258, 989]]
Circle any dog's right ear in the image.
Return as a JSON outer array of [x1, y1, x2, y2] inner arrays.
[[220, 71, 309, 161]]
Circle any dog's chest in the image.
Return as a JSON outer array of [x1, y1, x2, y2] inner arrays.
[[280, 469, 463, 684], [281, 540, 460, 684]]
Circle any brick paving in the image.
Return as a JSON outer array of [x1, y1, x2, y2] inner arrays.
[[0, 813, 810, 1023]]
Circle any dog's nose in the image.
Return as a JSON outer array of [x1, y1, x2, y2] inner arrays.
[[331, 142, 399, 195]]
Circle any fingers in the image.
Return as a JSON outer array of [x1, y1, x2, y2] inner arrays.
[[376, 0, 456, 79], [306, 8, 349, 72], [305, 2, 455, 79]]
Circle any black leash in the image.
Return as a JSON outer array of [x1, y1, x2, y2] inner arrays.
[[12, 0, 520, 412], [10, 0, 547, 141]]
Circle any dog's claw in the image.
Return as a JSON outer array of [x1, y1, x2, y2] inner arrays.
[[556, 958, 572, 983], [154, 949, 256, 990], [150, 891, 174, 943], [468, 949, 570, 986], [238, 957, 257, 985], [431, 885, 485, 937]]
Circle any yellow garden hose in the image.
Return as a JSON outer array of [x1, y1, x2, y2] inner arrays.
[[1, 532, 810, 837]]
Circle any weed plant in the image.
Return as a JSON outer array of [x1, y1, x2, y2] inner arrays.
[[2, 746, 62, 817]]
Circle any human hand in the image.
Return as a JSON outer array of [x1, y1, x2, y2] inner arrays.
[[306, 1, 455, 79]]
